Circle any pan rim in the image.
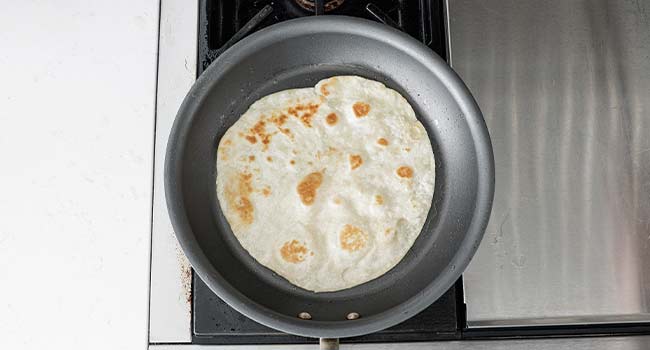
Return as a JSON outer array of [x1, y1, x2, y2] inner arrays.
[[165, 15, 494, 338]]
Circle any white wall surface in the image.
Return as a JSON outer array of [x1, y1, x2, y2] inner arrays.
[[0, 1, 159, 349]]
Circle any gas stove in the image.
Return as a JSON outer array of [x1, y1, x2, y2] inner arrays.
[[149, 0, 650, 347], [192, 0, 460, 344], [198, 0, 447, 73]]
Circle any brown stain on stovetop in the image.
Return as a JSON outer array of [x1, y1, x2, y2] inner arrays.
[[176, 245, 192, 307]]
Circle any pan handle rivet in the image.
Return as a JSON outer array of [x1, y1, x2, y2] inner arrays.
[[346, 312, 360, 320], [298, 312, 312, 320]]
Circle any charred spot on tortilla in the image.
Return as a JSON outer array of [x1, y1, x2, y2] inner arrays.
[[297, 171, 323, 205], [270, 113, 288, 126], [280, 240, 309, 263], [288, 103, 320, 128], [353, 101, 370, 117], [244, 135, 257, 144], [397, 166, 413, 178], [340, 224, 368, 252], [224, 172, 254, 226], [349, 154, 363, 170], [326, 113, 338, 126]]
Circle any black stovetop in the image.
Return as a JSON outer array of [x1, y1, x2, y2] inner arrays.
[[198, 0, 447, 72], [193, 0, 458, 344]]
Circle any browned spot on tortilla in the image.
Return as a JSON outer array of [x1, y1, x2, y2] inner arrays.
[[340, 224, 368, 252], [319, 78, 337, 96], [280, 240, 308, 263], [218, 145, 229, 160], [396, 166, 413, 178], [245, 135, 257, 144], [217, 139, 232, 160], [404, 147, 411, 152], [333, 197, 342, 205], [300, 105, 319, 127], [349, 154, 363, 170], [231, 196, 252, 224], [261, 187, 271, 197], [225, 173, 255, 225], [248, 155, 255, 162], [320, 83, 330, 96], [268, 114, 294, 140], [375, 195, 384, 205], [385, 228, 393, 235], [288, 103, 320, 127], [269, 114, 288, 126], [353, 102, 370, 117], [377, 138, 389, 146], [310, 251, 315, 256], [290, 159, 296, 165], [248, 120, 277, 151], [297, 172, 323, 205], [252, 120, 265, 134], [325, 113, 338, 125], [266, 156, 273, 162], [279, 128, 292, 139]]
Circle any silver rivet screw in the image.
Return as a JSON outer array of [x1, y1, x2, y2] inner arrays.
[[298, 312, 312, 320], [346, 312, 360, 320]]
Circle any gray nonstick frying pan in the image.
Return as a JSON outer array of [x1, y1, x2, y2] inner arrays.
[[165, 16, 494, 346]]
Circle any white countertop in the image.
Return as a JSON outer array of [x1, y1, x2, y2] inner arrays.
[[0, 1, 159, 349]]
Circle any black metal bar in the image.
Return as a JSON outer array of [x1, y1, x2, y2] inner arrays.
[[211, 4, 273, 59], [396, 0, 405, 28], [462, 322, 650, 339], [365, 3, 402, 31], [315, 0, 325, 15]]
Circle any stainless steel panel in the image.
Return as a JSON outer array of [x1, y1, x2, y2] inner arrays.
[[449, 0, 650, 325]]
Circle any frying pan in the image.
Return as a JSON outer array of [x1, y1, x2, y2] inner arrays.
[[165, 16, 494, 345]]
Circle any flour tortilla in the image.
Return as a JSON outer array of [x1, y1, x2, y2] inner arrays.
[[216, 76, 435, 292]]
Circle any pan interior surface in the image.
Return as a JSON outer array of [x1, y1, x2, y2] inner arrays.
[[166, 16, 493, 338]]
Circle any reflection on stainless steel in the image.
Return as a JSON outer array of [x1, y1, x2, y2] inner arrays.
[[449, 0, 650, 326]]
